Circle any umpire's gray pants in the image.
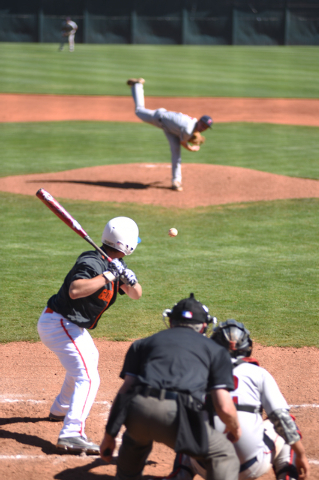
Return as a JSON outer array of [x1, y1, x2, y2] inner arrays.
[[116, 394, 239, 480], [131, 83, 182, 184]]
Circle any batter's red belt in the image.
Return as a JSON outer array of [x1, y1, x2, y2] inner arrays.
[[45, 307, 54, 314]]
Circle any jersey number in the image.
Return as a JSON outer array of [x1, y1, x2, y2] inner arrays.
[[98, 288, 113, 303]]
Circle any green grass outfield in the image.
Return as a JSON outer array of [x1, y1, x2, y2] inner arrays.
[[1, 122, 318, 180], [1, 192, 318, 347], [0, 44, 318, 347], [0, 43, 319, 97]]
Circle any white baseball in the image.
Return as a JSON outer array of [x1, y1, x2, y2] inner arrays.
[[168, 228, 178, 237]]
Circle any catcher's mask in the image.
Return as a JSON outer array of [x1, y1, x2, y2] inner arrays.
[[162, 293, 217, 336], [102, 216, 141, 256], [212, 319, 252, 358]]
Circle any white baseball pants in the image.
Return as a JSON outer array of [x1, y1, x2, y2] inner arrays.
[[131, 83, 182, 184], [68, 32, 75, 52], [37, 307, 100, 438]]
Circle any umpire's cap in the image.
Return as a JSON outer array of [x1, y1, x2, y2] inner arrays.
[[168, 293, 211, 324], [199, 115, 213, 128]]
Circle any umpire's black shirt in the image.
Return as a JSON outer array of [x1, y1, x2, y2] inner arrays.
[[120, 326, 234, 403]]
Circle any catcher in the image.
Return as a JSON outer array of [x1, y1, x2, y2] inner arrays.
[[165, 320, 309, 480], [59, 17, 78, 52], [127, 78, 212, 192]]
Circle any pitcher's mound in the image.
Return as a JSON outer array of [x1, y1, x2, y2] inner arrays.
[[0, 163, 319, 208]]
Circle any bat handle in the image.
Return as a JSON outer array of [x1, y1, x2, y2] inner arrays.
[[83, 236, 117, 282], [84, 235, 112, 262]]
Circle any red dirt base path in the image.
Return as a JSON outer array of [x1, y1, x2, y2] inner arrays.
[[0, 94, 319, 126], [1, 94, 319, 480]]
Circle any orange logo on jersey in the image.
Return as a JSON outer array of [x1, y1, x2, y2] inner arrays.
[[98, 288, 113, 303]]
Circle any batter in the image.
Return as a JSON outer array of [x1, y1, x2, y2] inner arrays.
[[37, 216, 142, 454]]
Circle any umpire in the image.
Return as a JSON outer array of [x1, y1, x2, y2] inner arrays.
[[100, 293, 241, 480]]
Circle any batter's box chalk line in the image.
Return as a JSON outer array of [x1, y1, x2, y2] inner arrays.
[[0, 398, 46, 403], [289, 404, 319, 408]]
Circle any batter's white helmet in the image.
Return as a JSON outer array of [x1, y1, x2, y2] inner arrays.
[[101, 217, 141, 256]]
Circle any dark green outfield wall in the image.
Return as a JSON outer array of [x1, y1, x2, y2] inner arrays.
[[1, 0, 319, 45]]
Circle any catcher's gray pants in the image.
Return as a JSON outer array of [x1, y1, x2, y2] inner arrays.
[[189, 419, 297, 480], [131, 83, 182, 185], [115, 394, 239, 480]]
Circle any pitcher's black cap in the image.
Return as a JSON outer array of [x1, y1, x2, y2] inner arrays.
[[199, 115, 213, 128]]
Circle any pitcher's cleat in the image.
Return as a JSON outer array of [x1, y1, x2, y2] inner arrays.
[[172, 181, 183, 192]]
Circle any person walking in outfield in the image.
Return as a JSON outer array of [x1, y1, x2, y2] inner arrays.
[[127, 78, 213, 192], [59, 17, 78, 52], [37, 217, 142, 455], [166, 319, 309, 480], [100, 293, 241, 480]]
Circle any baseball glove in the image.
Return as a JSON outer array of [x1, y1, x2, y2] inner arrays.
[[188, 132, 206, 146]]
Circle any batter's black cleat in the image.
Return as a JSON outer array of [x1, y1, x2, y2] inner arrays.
[[48, 412, 65, 422], [57, 436, 100, 455], [127, 78, 145, 86]]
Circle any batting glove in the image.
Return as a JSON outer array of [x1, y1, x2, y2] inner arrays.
[[107, 258, 125, 278], [120, 268, 138, 286]]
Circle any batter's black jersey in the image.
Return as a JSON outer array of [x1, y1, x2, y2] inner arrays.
[[48, 250, 126, 329], [120, 327, 234, 402]]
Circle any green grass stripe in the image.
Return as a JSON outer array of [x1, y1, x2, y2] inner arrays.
[[1, 44, 319, 97], [1, 122, 318, 180]]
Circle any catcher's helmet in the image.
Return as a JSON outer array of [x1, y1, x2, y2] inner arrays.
[[212, 319, 252, 358], [101, 217, 141, 256]]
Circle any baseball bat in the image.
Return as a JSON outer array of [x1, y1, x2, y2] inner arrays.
[[36, 188, 112, 262]]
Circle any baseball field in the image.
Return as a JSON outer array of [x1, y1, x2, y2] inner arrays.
[[0, 43, 319, 479]]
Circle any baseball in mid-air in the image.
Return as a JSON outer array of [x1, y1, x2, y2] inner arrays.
[[168, 228, 178, 237]]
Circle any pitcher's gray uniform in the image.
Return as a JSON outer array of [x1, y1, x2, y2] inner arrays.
[[127, 78, 212, 191]]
